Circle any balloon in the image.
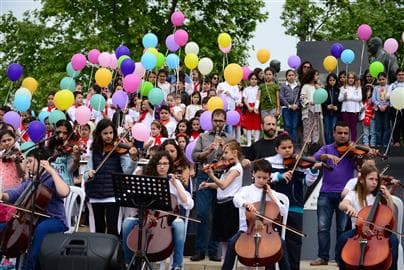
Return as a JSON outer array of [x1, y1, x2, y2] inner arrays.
[[198, 57, 213, 75], [21, 141, 35, 155], [323, 55, 338, 73], [13, 95, 31, 112], [15, 87, 32, 100], [185, 140, 196, 164], [6, 63, 23, 81], [117, 55, 130, 68], [242, 66, 251, 81], [75, 106, 91, 126], [142, 33, 158, 48], [356, 24, 372, 41], [174, 29, 188, 47], [330, 43, 344, 59], [71, 53, 87, 71], [54, 89, 74, 110], [156, 53, 165, 69], [207, 96, 224, 111], [166, 53, 179, 70], [49, 110, 66, 125], [148, 88, 164, 105], [224, 63, 243, 86], [171, 11, 185, 27], [134, 62, 146, 78], [98, 52, 111, 68], [60, 76, 76, 91], [257, 49, 270, 64], [184, 53, 198, 69], [165, 34, 180, 52], [3, 111, 21, 130], [287, 55, 301, 69], [390, 87, 404, 110], [131, 123, 150, 142], [369, 61, 384, 78], [145, 48, 158, 58], [199, 111, 213, 131], [140, 81, 153, 97], [313, 88, 328, 104], [218, 33, 232, 48], [141, 52, 157, 71], [120, 58, 135, 76], [22, 77, 38, 93], [27, 120, 46, 143], [112, 90, 128, 109], [38, 111, 50, 123], [95, 68, 112, 87], [109, 54, 117, 70], [123, 74, 141, 94], [88, 49, 101, 65], [384, 38, 399, 54], [219, 94, 228, 110], [185, 42, 199, 55], [66, 62, 81, 78], [226, 111, 240, 126], [341, 49, 355, 64], [90, 94, 106, 112], [219, 44, 232, 54], [115, 45, 130, 59]]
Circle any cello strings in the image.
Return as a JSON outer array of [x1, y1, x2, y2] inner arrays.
[[349, 214, 403, 238], [252, 211, 306, 238]]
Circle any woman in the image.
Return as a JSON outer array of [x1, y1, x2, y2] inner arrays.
[[161, 139, 190, 188]]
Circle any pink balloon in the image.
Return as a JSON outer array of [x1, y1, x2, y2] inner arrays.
[[132, 123, 150, 142], [242, 66, 251, 81], [134, 62, 146, 78], [75, 106, 91, 126], [356, 24, 372, 41], [174, 29, 188, 47], [123, 74, 141, 93], [71, 53, 87, 71], [109, 54, 117, 69], [219, 44, 232, 54], [171, 11, 185, 27], [88, 49, 100, 65], [384, 38, 399, 54], [98, 52, 111, 68]]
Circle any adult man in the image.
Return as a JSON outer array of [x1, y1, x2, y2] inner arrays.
[[191, 109, 234, 261]]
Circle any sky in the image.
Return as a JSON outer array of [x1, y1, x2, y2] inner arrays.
[[0, 0, 297, 70]]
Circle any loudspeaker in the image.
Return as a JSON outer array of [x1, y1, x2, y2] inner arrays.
[[39, 232, 125, 270]]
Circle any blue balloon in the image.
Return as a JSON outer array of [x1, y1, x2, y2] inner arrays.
[[166, 54, 179, 70], [121, 58, 135, 76], [38, 111, 50, 123], [7, 63, 23, 81], [148, 88, 164, 105], [142, 33, 158, 48], [66, 62, 81, 78], [13, 94, 31, 112], [141, 52, 157, 71], [60, 76, 76, 91], [341, 49, 355, 64], [115, 45, 130, 59]]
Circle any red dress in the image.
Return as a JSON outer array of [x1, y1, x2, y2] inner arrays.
[[241, 103, 261, 130]]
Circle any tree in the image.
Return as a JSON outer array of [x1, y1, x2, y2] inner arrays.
[[0, 0, 268, 111], [281, 0, 403, 66]]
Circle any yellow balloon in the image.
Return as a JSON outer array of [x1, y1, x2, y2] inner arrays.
[[22, 77, 38, 93], [323, 55, 338, 73], [257, 49, 270, 64], [207, 96, 224, 112], [224, 63, 243, 86], [184, 54, 199, 69], [146, 48, 159, 58], [54, 89, 74, 111], [217, 33, 232, 48], [95, 68, 112, 87]]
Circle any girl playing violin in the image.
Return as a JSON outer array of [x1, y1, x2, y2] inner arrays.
[[336, 163, 398, 270], [121, 150, 194, 269]]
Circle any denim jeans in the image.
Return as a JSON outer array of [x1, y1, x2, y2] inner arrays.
[[375, 110, 391, 147], [282, 108, 300, 143], [122, 217, 185, 268], [317, 192, 348, 261], [362, 119, 376, 147], [335, 229, 398, 270], [323, 114, 338, 145]]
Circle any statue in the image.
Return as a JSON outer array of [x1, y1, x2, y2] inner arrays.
[[270, 59, 281, 83], [368, 37, 399, 83]]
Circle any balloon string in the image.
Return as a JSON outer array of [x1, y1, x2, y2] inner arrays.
[[387, 58, 391, 81], [346, 64, 348, 74], [87, 66, 94, 93], [359, 41, 365, 76], [384, 109, 399, 156], [4, 81, 13, 106]]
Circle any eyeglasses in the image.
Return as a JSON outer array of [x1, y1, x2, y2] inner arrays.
[[157, 162, 170, 167], [213, 119, 225, 123]]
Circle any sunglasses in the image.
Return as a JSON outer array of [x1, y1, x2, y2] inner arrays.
[[303, 65, 311, 68]]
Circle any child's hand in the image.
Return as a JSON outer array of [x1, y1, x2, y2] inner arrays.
[[345, 205, 357, 217], [283, 171, 293, 183], [198, 181, 210, 190], [39, 160, 53, 174], [244, 203, 257, 213]]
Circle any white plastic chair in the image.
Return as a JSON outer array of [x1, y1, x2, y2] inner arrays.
[[391, 195, 403, 269], [64, 186, 85, 233]]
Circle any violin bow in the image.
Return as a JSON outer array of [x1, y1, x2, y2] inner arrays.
[[350, 214, 404, 238], [290, 124, 316, 175], [156, 209, 201, 223], [0, 200, 50, 218], [336, 133, 365, 165]]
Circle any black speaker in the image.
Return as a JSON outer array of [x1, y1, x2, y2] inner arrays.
[[39, 232, 125, 270]]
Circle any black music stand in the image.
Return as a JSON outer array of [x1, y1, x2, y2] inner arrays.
[[112, 174, 172, 270]]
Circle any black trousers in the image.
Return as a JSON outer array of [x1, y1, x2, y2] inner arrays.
[[390, 108, 404, 144], [285, 212, 303, 270], [91, 202, 120, 235]]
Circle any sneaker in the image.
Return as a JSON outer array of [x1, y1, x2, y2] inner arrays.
[[310, 258, 328, 266], [190, 253, 205, 261]]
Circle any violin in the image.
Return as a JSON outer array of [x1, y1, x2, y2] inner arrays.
[[1, 148, 24, 163], [337, 143, 387, 160], [202, 159, 235, 173], [283, 155, 332, 170], [103, 141, 133, 155]]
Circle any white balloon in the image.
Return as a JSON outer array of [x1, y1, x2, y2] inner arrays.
[[390, 87, 404, 110], [185, 42, 199, 55], [15, 87, 32, 100], [198, 57, 213, 76]]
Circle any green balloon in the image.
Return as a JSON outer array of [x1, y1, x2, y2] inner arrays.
[[49, 110, 67, 125], [140, 81, 153, 97], [90, 94, 106, 112], [148, 87, 164, 105], [118, 55, 130, 68], [66, 62, 80, 78], [156, 53, 165, 69], [369, 61, 384, 78], [313, 88, 328, 104]]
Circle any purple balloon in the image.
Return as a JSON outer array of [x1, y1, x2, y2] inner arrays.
[[165, 34, 180, 52], [287, 55, 301, 69], [115, 45, 130, 59], [3, 111, 21, 130], [226, 111, 240, 126], [6, 63, 23, 81], [120, 58, 136, 76], [330, 43, 344, 59], [27, 120, 46, 143], [112, 90, 129, 109], [185, 140, 196, 164], [200, 111, 213, 131]]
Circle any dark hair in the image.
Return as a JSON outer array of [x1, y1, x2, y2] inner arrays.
[[334, 121, 349, 131], [159, 105, 170, 113], [158, 68, 168, 77], [27, 148, 50, 161], [252, 159, 272, 174], [194, 109, 204, 118], [325, 73, 338, 89], [264, 66, 275, 75], [377, 72, 387, 78], [143, 150, 174, 176], [0, 106, 11, 113], [0, 129, 15, 140], [201, 97, 210, 106], [92, 119, 117, 152], [275, 133, 293, 148], [395, 68, 404, 76], [248, 72, 258, 80], [285, 69, 296, 77], [190, 91, 202, 105], [211, 108, 226, 119], [48, 120, 77, 153], [338, 71, 346, 87], [151, 120, 168, 138], [161, 139, 189, 169], [175, 119, 190, 135], [73, 91, 83, 98], [300, 69, 316, 85]]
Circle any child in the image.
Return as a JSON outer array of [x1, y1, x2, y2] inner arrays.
[[143, 120, 168, 150], [66, 91, 84, 123], [280, 70, 300, 143], [338, 71, 347, 88], [83, 119, 137, 235], [266, 133, 319, 270], [185, 92, 202, 120], [188, 117, 202, 141], [257, 67, 280, 119], [336, 163, 398, 270], [41, 93, 55, 112], [162, 139, 191, 188], [175, 119, 189, 138], [221, 159, 290, 270], [136, 98, 154, 128], [121, 151, 194, 269], [172, 94, 185, 122], [322, 73, 341, 144], [242, 73, 261, 145], [159, 105, 177, 138], [157, 69, 171, 100], [175, 133, 189, 152], [372, 72, 391, 147], [362, 82, 375, 147]]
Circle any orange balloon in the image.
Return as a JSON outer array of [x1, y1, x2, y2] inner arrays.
[[257, 49, 270, 64]]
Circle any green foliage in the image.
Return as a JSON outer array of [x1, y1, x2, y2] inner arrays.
[[0, 0, 268, 111]]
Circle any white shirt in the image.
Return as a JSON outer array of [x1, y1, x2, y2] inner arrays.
[[66, 106, 77, 122], [164, 120, 177, 138], [185, 104, 202, 120], [217, 82, 241, 111], [344, 190, 375, 227], [158, 81, 172, 100], [344, 177, 358, 192], [243, 86, 259, 103], [217, 163, 243, 200], [170, 178, 194, 210], [338, 86, 362, 113]]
